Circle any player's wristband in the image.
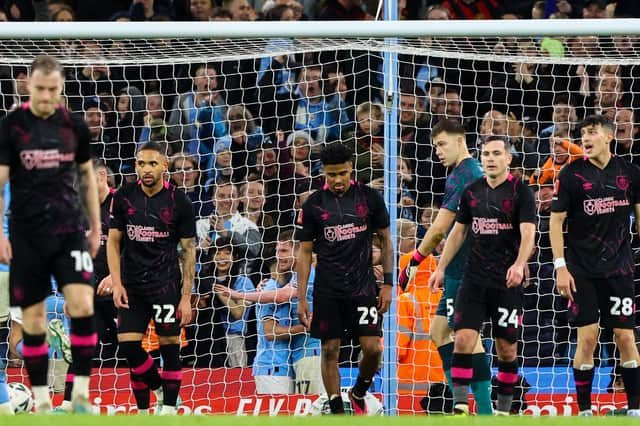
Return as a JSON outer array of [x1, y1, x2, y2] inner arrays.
[[412, 250, 427, 264], [383, 273, 394, 287], [553, 257, 567, 270]]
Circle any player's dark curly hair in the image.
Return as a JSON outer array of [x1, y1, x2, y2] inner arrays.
[[319, 142, 353, 166], [581, 114, 614, 132]]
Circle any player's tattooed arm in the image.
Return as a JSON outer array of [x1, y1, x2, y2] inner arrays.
[[179, 237, 196, 297]]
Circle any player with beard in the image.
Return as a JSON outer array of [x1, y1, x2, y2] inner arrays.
[[296, 143, 393, 415], [429, 136, 536, 416], [0, 55, 100, 413], [107, 142, 196, 415], [550, 114, 640, 417]]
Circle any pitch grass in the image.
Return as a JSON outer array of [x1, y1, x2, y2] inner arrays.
[[0, 416, 632, 426]]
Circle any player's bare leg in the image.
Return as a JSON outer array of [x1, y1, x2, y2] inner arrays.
[[349, 336, 381, 414], [63, 284, 97, 413], [494, 337, 518, 415], [157, 335, 182, 415], [320, 338, 342, 414], [21, 302, 51, 413], [574, 323, 598, 416], [613, 328, 640, 416], [119, 333, 162, 415]]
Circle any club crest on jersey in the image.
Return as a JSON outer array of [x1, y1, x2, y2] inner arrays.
[[501, 198, 513, 215], [616, 175, 630, 191]]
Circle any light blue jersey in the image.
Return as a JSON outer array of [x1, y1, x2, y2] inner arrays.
[[221, 275, 255, 336], [441, 157, 484, 280], [289, 267, 321, 363], [252, 278, 294, 378]]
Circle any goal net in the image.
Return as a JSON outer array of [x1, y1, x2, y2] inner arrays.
[[2, 20, 640, 416]]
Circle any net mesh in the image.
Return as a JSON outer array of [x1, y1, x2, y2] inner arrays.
[[1, 33, 639, 415]]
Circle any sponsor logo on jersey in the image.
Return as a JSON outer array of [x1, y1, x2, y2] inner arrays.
[[471, 217, 513, 235], [583, 197, 629, 216], [19, 149, 75, 170], [126, 224, 170, 242], [323, 223, 367, 242]]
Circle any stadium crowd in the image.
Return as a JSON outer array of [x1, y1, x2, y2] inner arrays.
[[2, 0, 640, 397]]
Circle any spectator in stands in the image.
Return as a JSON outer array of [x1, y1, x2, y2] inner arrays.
[[210, 7, 233, 20], [530, 133, 583, 187], [396, 218, 444, 395], [530, 1, 544, 19], [594, 72, 624, 115], [287, 64, 349, 145], [169, 153, 211, 218], [51, 4, 74, 21], [582, 0, 608, 19], [191, 238, 236, 368], [138, 91, 166, 141], [252, 142, 296, 226], [84, 96, 122, 179], [223, 0, 257, 20], [208, 236, 255, 368], [286, 130, 321, 182], [439, 0, 504, 19], [252, 239, 301, 394], [65, 41, 126, 111], [171, 63, 225, 155], [397, 158, 417, 222], [345, 101, 385, 185], [317, 0, 372, 20], [398, 86, 445, 207], [128, 0, 173, 21], [205, 105, 264, 184], [0, 65, 28, 114], [190, 0, 215, 20], [239, 178, 278, 269], [425, 4, 450, 20], [539, 94, 580, 146], [196, 180, 262, 276], [507, 111, 541, 176], [209, 146, 233, 184], [613, 107, 640, 162], [114, 87, 144, 179]]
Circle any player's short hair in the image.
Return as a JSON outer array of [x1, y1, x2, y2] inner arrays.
[[320, 143, 352, 166], [432, 118, 466, 138], [483, 135, 512, 152], [581, 114, 614, 132], [278, 227, 296, 244], [137, 141, 166, 156], [92, 157, 107, 171], [30, 55, 63, 76]]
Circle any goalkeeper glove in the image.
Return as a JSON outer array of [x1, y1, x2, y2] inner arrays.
[[398, 249, 427, 291]]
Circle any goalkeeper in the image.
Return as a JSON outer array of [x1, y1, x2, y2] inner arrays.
[[398, 119, 492, 414]]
